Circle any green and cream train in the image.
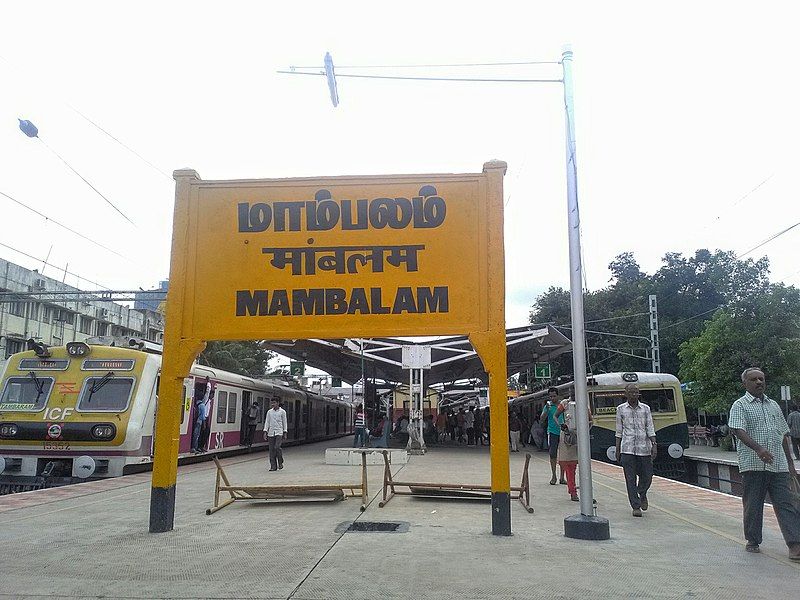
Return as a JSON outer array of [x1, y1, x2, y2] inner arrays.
[[511, 372, 690, 477]]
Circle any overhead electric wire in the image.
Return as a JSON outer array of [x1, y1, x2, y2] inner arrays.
[[1, 53, 170, 183], [736, 219, 800, 258], [67, 105, 172, 180], [659, 305, 725, 331], [35, 136, 135, 226], [0, 241, 109, 289], [291, 60, 562, 69], [585, 312, 650, 324], [278, 70, 562, 84], [0, 190, 128, 259]]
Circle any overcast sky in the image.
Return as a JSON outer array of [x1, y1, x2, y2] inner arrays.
[[1, 2, 798, 329]]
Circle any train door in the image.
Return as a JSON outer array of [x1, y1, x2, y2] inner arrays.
[[190, 379, 210, 451], [324, 405, 330, 436], [335, 406, 340, 433], [305, 400, 312, 439], [240, 391, 252, 445], [294, 400, 301, 440]]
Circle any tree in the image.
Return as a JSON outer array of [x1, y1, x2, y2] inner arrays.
[[679, 284, 800, 414], [198, 341, 273, 377], [529, 248, 778, 379]]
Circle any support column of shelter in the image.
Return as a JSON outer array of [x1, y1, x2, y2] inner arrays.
[[471, 159, 510, 536], [150, 169, 206, 533]]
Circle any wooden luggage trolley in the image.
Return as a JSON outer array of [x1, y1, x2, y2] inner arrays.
[[207, 454, 370, 515], [377, 450, 534, 513]]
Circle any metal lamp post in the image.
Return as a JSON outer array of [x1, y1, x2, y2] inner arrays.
[[561, 46, 610, 540]]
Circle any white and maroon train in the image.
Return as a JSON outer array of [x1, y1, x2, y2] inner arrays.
[[0, 338, 354, 493]]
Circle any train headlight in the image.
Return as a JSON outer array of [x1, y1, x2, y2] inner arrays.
[[74, 456, 96, 478], [667, 443, 684, 459], [66, 341, 90, 357], [91, 424, 116, 440], [0, 423, 19, 438]]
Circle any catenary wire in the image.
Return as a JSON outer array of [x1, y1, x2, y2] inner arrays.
[[67, 105, 173, 180], [0, 190, 128, 259], [1, 53, 170, 182], [290, 60, 562, 69], [736, 219, 800, 259], [0, 241, 110, 289], [35, 137, 135, 226]]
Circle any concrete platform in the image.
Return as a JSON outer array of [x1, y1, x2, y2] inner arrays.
[[325, 447, 408, 465], [0, 439, 797, 599]]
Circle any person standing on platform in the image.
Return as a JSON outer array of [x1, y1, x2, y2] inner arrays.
[[263, 399, 288, 471], [474, 406, 485, 446], [465, 406, 475, 446], [788, 405, 800, 461], [509, 411, 521, 452], [436, 411, 447, 442], [541, 387, 566, 485], [615, 383, 657, 517], [456, 408, 466, 444], [353, 404, 367, 448], [554, 395, 593, 502], [729, 368, 800, 559]]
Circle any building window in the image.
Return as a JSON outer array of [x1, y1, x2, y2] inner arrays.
[[79, 316, 93, 335], [8, 301, 26, 317], [55, 310, 75, 325], [96, 322, 109, 336], [5, 338, 25, 358], [41, 306, 51, 324]]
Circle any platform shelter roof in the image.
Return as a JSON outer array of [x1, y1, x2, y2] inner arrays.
[[262, 324, 571, 386]]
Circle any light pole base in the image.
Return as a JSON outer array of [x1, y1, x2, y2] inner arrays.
[[564, 514, 610, 540]]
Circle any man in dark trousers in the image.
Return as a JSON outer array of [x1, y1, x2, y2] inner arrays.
[[263, 399, 288, 471], [615, 383, 657, 517], [729, 368, 800, 559]]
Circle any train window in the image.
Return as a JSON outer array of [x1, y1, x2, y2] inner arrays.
[[0, 376, 54, 411], [591, 391, 624, 415], [217, 391, 228, 423], [641, 389, 677, 413], [76, 377, 134, 412], [227, 392, 237, 423], [287, 401, 294, 425], [591, 389, 677, 414]]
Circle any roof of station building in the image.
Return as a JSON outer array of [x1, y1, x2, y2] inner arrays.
[[262, 324, 572, 386]]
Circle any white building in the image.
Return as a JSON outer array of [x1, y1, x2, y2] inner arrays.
[[0, 258, 164, 358]]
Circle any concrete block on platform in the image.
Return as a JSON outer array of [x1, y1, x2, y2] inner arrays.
[[325, 448, 408, 466]]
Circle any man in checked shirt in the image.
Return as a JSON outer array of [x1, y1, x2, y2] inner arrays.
[[615, 383, 657, 517], [729, 367, 800, 560]]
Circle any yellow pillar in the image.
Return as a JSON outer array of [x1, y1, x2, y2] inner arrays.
[[149, 169, 205, 533], [471, 159, 510, 535]]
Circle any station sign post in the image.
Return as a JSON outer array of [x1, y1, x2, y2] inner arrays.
[[150, 161, 512, 535]]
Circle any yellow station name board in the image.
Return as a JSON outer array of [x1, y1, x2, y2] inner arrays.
[[180, 173, 497, 340]]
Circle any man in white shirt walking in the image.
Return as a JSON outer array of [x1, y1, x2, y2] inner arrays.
[[263, 399, 288, 471], [615, 383, 657, 517]]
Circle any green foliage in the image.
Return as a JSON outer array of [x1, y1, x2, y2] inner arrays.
[[679, 284, 800, 413], [528, 249, 784, 391], [198, 341, 273, 377]]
